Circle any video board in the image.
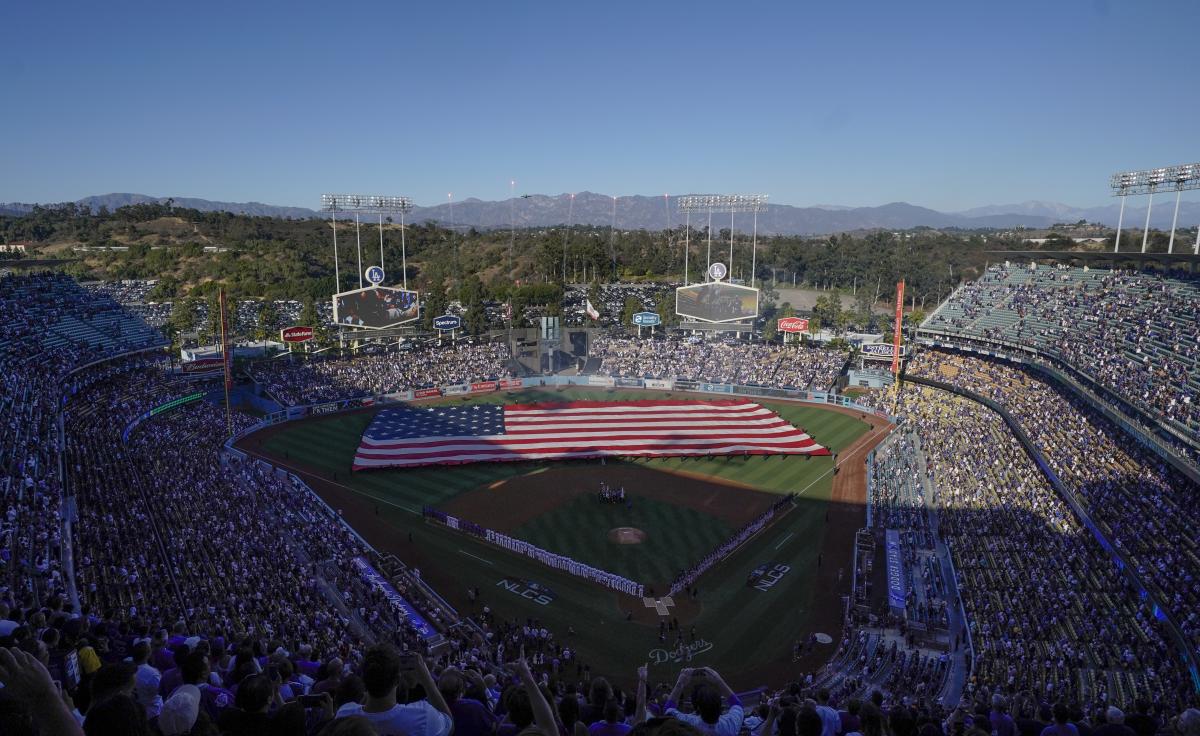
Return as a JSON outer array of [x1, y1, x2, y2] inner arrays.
[[675, 282, 760, 323], [333, 286, 420, 329]]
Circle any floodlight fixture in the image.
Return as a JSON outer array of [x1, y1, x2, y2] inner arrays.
[[676, 194, 769, 288], [1109, 163, 1200, 255], [321, 194, 414, 214], [1110, 163, 1200, 196], [322, 194, 415, 295], [677, 194, 767, 213]]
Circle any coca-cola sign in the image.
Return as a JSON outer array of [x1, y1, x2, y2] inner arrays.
[[777, 317, 809, 334]]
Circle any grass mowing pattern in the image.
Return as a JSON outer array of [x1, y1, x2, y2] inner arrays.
[[515, 493, 731, 586]]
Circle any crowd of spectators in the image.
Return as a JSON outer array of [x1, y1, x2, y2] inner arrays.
[[5, 273, 1200, 734], [920, 264, 1200, 438], [888, 382, 1192, 709], [248, 343, 514, 406], [906, 349, 1200, 666], [0, 272, 164, 614], [590, 336, 846, 390]]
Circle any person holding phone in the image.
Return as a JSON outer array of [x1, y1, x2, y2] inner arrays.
[[334, 645, 454, 736]]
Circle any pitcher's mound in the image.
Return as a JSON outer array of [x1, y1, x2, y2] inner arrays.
[[608, 527, 647, 545]]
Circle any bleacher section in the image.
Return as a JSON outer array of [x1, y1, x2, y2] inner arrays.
[[921, 264, 1200, 442]]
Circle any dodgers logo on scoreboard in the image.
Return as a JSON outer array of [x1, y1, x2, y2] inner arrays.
[[365, 265, 385, 285], [433, 314, 462, 331], [707, 262, 728, 281]]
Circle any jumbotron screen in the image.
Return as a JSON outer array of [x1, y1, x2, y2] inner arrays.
[[675, 282, 760, 323], [333, 287, 419, 329]]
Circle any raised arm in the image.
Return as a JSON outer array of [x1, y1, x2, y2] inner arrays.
[[515, 651, 558, 736], [634, 664, 649, 724]]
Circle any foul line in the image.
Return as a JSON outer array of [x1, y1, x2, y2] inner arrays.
[[458, 549, 495, 565], [775, 532, 795, 550], [793, 422, 893, 499]]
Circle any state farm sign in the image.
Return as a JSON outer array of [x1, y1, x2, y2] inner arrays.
[[280, 326, 314, 343], [777, 317, 809, 334]]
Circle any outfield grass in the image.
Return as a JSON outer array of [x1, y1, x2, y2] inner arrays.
[[252, 388, 875, 684]]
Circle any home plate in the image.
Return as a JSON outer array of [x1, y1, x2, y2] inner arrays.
[[642, 596, 675, 616]]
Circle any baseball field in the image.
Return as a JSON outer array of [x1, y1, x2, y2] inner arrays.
[[237, 387, 890, 687]]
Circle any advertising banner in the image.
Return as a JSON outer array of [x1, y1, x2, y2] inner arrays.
[[470, 380, 499, 394], [632, 311, 662, 327], [861, 343, 906, 359], [500, 379, 523, 390], [886, 529, 906, 611], [433, 314, 462, 331], [443, 384, 470, 395], [182, 358, 224, 374], [587, 375, 616, 387], [614, 377, 642, 388], [351, 558, 438, 642], [777, 317, 809, 334], [311, 402, 339, 416], [280, 326, 314, 343], [644, 379, 674, 390], [413, 387, 442, 399]]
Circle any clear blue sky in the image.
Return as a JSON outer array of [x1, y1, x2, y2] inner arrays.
[[3, 0, 1197, 211]]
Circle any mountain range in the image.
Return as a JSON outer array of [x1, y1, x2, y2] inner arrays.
[[3, 192, 1198, 236]]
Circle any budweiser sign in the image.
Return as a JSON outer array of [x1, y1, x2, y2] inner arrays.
[[777, 317, 809, 334], [280, 326, 314, 343]]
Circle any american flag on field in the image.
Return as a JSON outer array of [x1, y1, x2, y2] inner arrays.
[[352, 399, 828, 471]]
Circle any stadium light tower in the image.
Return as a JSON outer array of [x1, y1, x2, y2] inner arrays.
[[1109, 163, 1200, 254], [677, 195, 767, 285], [321, 195, 414, 290]]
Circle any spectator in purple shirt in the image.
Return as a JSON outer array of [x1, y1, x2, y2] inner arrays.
[[588, 700, 631, 736], [440, 669, 499, 736], [991, 696, 1017, 736]]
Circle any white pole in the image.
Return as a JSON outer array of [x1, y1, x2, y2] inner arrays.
[[610, 195, 617, 280], [729, 211, 735, 276], [400, 210, 408, 291], [1113, 195, 1126, 253], [751, 208, 758, 288], [563, 193, 574, 283], [1141, 190, 1155, 254], [355, 213, 363, 289], [684, 211, 690, 285], [1168, 189, 1182, 254], [378, 214, 385, 274], [706, 208, 712, 276], [331, 209, 340, 293]]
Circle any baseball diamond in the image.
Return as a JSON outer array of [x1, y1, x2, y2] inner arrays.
[[238, 387, 882, 681]]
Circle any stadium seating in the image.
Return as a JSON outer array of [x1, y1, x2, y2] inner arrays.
[[921, 264, 1200, 442], [3, 272, 1200, 736]]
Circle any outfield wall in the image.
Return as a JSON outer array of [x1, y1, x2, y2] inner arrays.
[[232, 375, 893, 436]]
